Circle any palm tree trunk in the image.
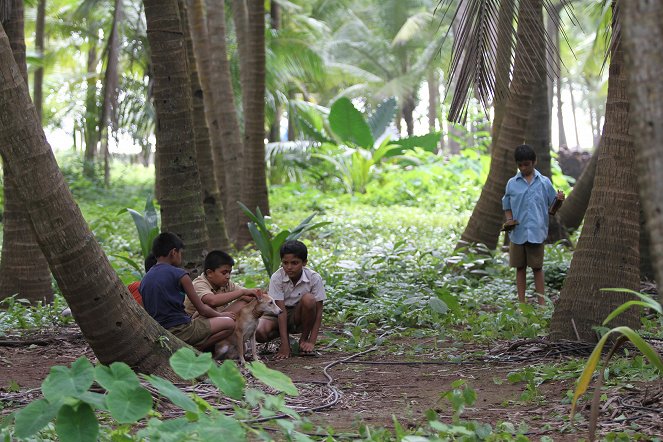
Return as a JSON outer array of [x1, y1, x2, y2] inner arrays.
[[458, 0, 541, 250], [0, 21, 184, 377], [622, 1, 663, 299], [491, 0, 516, 143], [427, 69, 438, 132], [83, 42, 98, 177], [238, 0, 269, 247], [568, 81, 581, 148], [550, 27, 640, 342], [205, 0, 245, 245], [98, 0, 122, 187], [143, 0, 209, 271], [33, 0, 45, 122], [180, 0, 229, 250], [0, 0, 52, 304], [557, 142, 599, 231]]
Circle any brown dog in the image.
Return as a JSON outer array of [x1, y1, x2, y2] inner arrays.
[[214, 293, 281, 364]]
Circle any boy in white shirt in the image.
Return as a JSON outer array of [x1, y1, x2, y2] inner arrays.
[[256, 240, 325, 359]]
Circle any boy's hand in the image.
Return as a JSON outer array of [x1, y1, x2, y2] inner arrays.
[[556, 190, 565, 201], [219, 311, 237, 320], [299, 340, 315, 354], [243, 288, 261, 298], [502, 219, 519, 232], [274, 347, 290, 360]]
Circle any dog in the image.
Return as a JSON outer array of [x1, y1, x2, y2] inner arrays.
[[214, 293, 281, 364]]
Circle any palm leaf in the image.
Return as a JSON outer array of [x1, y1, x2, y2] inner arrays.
[[328, 97, 374, 148], [366, 97, 398, 140]]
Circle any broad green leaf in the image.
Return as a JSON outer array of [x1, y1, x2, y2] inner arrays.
[[55, 403, 98, 442], [429, 297, 448, 315], [208, 360, 245, 400], [329, 97, 374, 149], [78, 391, 108, 411], [247, 361, 299, 396], [42, 357, 95, 403], [197, 413, 246, 441], [144, 375, 198, 413], [385, 132, 442, 157], [170, 348, 213, 380], [95, 362, 141, 391], [14, 398, 60, 438], [137, 417, 190, 441], [367, 97, 397, 140], [107, 385, 153, 423]]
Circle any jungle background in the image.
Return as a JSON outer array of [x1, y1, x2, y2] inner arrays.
[[1, 0, 663, 440]]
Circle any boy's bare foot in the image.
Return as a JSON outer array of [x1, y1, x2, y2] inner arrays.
[[274, 349, 290, 360], [299, 340, 315, 354]]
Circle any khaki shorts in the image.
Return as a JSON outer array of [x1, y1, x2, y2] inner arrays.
[[509, 242, 544, 269], [168, 318, 211, 347], [264, 305, 302, 333]]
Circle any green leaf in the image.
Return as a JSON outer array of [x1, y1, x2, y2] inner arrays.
[[429, 297, 448, 315], [107, 385, 153, 423], [55, 403, 98, 442], [42, 357, 95, 403], [144, 375, 198, 413], [95, 362, 141, 391], [78, 391, 108, 411], [329, 97, 374, 149], [247, 361, 299, 396], [197, 413, 247, 441], [14, 398, 60, 438], [367, 97, 397, 140], [208, 361, 245, 401], [170, 348, 213, 380]]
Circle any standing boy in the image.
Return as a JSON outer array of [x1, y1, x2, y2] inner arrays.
[[183, 250, 261, 316], [502, 144, 564, 305], [256, 240, 325, 359], [140, 232, 236, 350]]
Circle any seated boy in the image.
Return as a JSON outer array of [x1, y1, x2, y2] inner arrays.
[[256, 240, 326, 359], [127, 254, 157, 306], [183, 250, 261, 316], [140, 232, 236, 350]]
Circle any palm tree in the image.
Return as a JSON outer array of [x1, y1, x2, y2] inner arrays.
[[0, 21, 185, 376], [143, 0, 209, 271], [0, 0, 53, 304], [621, 1, 663, 302], [550, 7, 640, 341]]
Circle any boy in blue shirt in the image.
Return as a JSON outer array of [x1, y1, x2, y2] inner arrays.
[[502, 144, 564, 305], [140, 232, 236, 349]]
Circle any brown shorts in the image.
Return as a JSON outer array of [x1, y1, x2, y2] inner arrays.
[[264, 305, 302, 333], [168, 318, 211, 347], [509, 242, 544, 269]]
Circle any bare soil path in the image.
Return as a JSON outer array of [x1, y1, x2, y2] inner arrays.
[[1, 326, 661, 440]]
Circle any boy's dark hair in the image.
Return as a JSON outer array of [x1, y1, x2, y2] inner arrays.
[[144, 253, 157, 272], [151, 232, 184, 257], [514, 144, 536, 163], [280, 240, 308, 261], [204, 250, 235, 272]]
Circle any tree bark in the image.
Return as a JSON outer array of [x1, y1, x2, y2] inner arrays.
[[237, 0, 269, 247], [557, 142, 599, 231], [180, 0, 229, 250], [143, 0, 208, 272], [458, 0, 541, 250], [550, 28, 640, 342], [33, 0, 45, 122], [206, 0, 245, 245], [83, 42, 98, 177], [0, 0, 52, 304], [622, 1, 663, 297], [491, 0, 516, 144], [0, 22, 185, 376]]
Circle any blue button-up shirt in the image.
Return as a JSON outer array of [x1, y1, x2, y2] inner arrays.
[[502, 169, 557, 245]]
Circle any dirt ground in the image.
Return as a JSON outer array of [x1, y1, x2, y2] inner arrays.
[[1, 326, 662, 440]]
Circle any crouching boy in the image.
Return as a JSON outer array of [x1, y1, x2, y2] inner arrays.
[[256, 240, 325, 359]]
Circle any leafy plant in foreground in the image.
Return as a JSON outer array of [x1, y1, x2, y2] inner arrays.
[[238, 202, 331, 278], [2, 348, 300, 442], [571, 289, 663, 441]]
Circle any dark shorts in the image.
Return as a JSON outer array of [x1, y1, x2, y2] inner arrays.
[[509, 242, 544, 269], [264, 305, 302, 333], [168, 317, 211, 347]]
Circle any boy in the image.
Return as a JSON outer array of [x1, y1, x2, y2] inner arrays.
[[140, 232, 236, 350], [183, 250, 261, 316], [256, 240, 325, 359], [502, 144, 564, 305]]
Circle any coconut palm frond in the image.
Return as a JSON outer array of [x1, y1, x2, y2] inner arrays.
[[392, 11, 435, 47]]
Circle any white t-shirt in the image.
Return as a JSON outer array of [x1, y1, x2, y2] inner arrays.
[[268, 267, 326, 307]]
